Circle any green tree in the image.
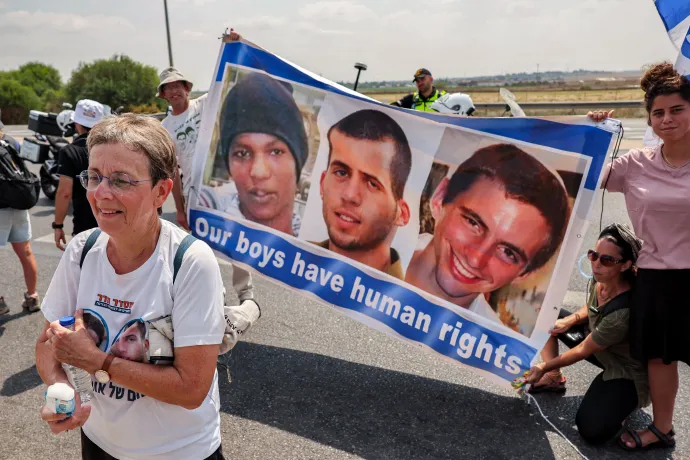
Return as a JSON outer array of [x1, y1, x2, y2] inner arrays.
[[13, 62, 62, 99], [65, 54, 162, 111], [0, 77, 42, 124], [42, 87, 69, 113]]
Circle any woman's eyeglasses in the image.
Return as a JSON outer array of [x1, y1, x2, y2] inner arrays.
[[587, 249, 624, 267], [79, 171, 151, 193]]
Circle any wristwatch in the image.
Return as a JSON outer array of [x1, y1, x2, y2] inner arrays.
[[95, 354, 115, 384], [52, 222, 64, 229]]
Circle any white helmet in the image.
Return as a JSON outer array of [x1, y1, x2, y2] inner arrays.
[[430, 92, 476, 116], [56, 109, 75, 133]]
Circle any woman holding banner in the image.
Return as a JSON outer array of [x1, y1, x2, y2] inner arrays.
[[526, 224, 648, 445], [587, 62, 690, 451]]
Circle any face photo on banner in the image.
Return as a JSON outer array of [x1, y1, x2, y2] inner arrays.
[[197, 65, 327, 237], [110, 319, 149, 363], [299, 94, 441, 280], [406, 127, 586, 337]]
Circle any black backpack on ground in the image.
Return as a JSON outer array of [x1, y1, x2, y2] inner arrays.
[[0, 136, 40, 210]]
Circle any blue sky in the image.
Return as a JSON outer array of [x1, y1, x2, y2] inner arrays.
[[0, 0, 678, 90]]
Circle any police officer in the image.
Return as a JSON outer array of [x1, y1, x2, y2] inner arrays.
[[391, 68, 447, 112]]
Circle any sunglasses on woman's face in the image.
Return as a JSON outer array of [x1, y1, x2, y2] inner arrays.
[[587, 249, 624, 267]]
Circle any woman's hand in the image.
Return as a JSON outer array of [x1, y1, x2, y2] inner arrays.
[[525, 363, 547, 385], [40, 391, 91, 435], [47, 309, 103, 373], [587, 110, 614, 123], [226, 28, 241, 42], [550, 317, 573, 335]]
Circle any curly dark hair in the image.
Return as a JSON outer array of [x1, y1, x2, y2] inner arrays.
[[641, 62, 690, 114]]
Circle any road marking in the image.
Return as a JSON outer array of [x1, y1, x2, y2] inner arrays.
[[34, 233, 67, 244]]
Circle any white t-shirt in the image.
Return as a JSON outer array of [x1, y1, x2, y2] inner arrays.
[[468, 294, 501, 323], [41, 220, 225, 460], [162, 94, 208, 201], [198, 183, 303, 236]]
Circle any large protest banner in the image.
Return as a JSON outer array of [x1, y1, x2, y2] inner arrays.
[[188, 37, 621, 388]]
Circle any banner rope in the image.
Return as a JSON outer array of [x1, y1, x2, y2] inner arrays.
[[516, 121, 625, 460], [599, 123, 625, 232], [523, 391, 591, 460]]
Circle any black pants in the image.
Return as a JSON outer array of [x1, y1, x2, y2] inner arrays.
[[81, 430, 225, 460], [555, 309, 639, 445]]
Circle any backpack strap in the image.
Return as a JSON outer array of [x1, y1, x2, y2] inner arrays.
[[80, 229, 102, 269], [598, 291, 631, 319], [173, 234, 197, 283]]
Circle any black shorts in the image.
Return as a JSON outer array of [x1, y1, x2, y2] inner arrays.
[[81, 430, 225, 460], [630, 268, 690, 365]]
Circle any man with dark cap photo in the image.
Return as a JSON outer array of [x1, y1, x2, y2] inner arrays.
[[199, 71, 309, 236], [390, 68, 447, 112]]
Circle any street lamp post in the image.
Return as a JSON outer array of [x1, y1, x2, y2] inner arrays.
[[163, 0, 174, 67], [353, 62, 367, 92]]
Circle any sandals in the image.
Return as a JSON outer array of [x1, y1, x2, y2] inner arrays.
[[528, 372, 566, 394], [618, 424, 676, 451]]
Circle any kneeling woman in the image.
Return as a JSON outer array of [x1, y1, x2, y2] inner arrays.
[[526, 224, 649, 445]]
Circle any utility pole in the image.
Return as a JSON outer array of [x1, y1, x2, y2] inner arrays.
[[353, 62, 367, 92], [163, 0, 174, 67]]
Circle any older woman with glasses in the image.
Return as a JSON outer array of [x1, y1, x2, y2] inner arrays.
[[525, 224, 649, 446], [35, 114, 227, 460]]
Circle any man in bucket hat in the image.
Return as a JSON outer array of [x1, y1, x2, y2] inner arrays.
[[158, 27, 256, 306], [390, 68, 447, 112], [158, 66, 200, 226]]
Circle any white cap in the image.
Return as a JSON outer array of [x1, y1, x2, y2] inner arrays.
[[71, 99, 106, 129]]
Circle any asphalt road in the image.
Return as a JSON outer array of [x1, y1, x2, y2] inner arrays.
[[0, 121, 685, 460]]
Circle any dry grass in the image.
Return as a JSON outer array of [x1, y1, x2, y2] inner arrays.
[[367, 88, 643, 104], [365, 88, 645, 117]]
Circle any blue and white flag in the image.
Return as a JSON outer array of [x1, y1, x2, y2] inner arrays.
[[189, 36, 620, 388], [654, 0, 690, 76], [645, 1, 690, 146]]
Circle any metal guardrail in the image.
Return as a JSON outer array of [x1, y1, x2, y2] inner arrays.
[[474, 100, 644, 110]]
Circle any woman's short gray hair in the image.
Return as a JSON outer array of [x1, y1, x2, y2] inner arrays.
[[87, 114, 177, 184]]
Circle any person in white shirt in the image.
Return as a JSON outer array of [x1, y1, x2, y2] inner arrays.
[[36, 115, 227, 459], [405, 143, 570, 325], [158, 29, 255, 304]]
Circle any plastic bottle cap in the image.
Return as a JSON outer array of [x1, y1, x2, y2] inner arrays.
[[59, 316, 75, 327]]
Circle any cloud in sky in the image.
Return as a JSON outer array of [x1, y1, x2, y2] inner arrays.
[[0, 0, 678, 90]]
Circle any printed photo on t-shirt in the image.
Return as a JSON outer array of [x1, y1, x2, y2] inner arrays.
[[83, 309, 109, 352], [110, 319, 150, 363]]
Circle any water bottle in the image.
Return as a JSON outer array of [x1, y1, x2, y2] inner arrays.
[[59, 316, 93, 403]]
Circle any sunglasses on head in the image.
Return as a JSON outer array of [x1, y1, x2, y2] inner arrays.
[[587, 249, 624, 267]]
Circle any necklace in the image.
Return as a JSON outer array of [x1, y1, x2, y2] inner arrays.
[[597, 284, 615, 304], [661, 145, 690, 171]]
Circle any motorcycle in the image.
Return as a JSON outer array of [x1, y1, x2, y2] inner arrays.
[[429, 88, 526, 118], [20, 104, 121, 200], [499, 88, 526, 117], [20, 104, 75, 200]]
